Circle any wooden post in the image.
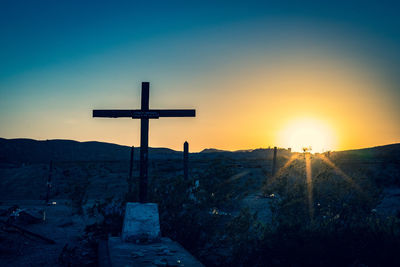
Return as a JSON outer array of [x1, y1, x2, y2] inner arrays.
[[45, 160, 53, 204], [128, 146, 134, 196], [272, 146, 277, 176], [139, 82, 149, 203], [183, 141, 189, 180]]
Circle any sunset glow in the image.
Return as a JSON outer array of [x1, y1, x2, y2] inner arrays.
[[0, 1, 399, 152], [278, 118, 336, 153]]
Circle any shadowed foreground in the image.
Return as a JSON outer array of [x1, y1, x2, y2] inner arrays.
[[1, 139, 399, 266]]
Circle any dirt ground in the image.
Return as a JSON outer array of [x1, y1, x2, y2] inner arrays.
[[0, 200, 97, 267]]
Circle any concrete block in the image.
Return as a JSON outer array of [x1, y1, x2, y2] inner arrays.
[[122, 202, 161, 243]]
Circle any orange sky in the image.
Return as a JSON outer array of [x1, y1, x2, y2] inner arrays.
[[4, 52, 398, 153]]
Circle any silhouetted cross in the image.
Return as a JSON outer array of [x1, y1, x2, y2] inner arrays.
[[93, 82, 196, 202]]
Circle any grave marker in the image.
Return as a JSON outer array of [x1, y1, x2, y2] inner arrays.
[[93, 82, 196, 202]]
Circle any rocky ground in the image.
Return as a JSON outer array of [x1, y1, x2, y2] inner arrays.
[[0, 200, 97, 266]]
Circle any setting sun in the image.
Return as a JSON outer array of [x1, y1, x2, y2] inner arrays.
[[278, 118, 337, 153]]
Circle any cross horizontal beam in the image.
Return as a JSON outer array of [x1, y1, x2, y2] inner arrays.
[[93, 109, 196, 119]]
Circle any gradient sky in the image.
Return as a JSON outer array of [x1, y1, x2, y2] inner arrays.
[[1, 0, 399, 152]]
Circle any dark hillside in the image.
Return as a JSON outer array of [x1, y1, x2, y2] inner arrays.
[[0, 138, 180, 163]]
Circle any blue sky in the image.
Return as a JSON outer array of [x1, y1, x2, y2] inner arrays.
[[2, 0, 399, 81]]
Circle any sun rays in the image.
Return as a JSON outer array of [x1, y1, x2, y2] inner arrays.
[[305, 153, 314, 219], [318, 154, 361, 192], [264, 151, 363, 220], [262, 153, 300, 191]]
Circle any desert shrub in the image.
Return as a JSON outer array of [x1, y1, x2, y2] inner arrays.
[[67, 178, 90, 215], [149, 175, 218, 251], [148, 160, 240, 262], [254, 155, 400, 266], [249, 212, 400, 267], [222, 208, 266, 266], [85, 197, 125, 238]]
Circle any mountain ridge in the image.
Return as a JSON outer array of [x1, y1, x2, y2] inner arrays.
[[1, 137, 399, 163]]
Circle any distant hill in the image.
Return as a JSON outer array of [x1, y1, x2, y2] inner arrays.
[[0, 138, 180, 163], [333, 143, 400, 161], [1, 138, 399, 164], [200, 148, 288, 154], [200, 148, 229, 153], [196, 147, 293, 161]]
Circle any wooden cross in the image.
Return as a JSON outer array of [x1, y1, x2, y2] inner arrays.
[[93, 82, 196, 203]]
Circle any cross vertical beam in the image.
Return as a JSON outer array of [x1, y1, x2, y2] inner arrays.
[[140, 82, 149, 203], [127, 146, 134, 200]]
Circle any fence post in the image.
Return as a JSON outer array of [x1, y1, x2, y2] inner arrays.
[[184, 141, 189, 180]]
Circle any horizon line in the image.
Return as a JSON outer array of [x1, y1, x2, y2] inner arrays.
[[1, 136, 399, 154]]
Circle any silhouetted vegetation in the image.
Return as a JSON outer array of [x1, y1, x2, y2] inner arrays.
[[146, 155, 400, 266]]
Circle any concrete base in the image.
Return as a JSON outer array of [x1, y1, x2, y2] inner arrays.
[[107, 237, 204, 267], [122, 202, 161, 243]]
